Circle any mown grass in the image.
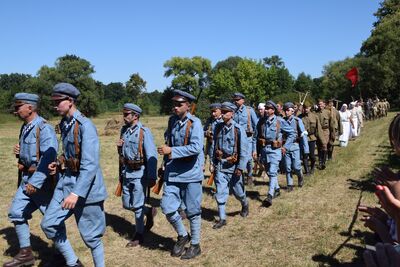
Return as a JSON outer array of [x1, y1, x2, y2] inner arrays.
[[0, 113, 395, 266]]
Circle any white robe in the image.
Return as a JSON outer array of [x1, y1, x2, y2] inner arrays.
[[339, 110, 351, 142]]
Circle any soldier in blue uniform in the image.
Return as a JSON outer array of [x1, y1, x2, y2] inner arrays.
[[41, 83, 108, 267], [116, 103, 158, 247], [283, 102, 309, 191], [4, 93, 58, 267], [253, 101, 296, 207], [157, 90, 204, 260], [204, 103, 223, 175], [232, 93, 258, 186], [210, 102, 249, 229]]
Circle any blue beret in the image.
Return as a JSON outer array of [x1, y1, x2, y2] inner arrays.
[[265, 100, 278, 110], [209, 103, 222, 110], [52, 83, 81, 99], [283, 102, 295, 110], [233, 92, 245, 99], [221, 101, 237, 112], [123, 103, 142, 114], [172, 89, 196, 102], [14, 93, 39, 106]]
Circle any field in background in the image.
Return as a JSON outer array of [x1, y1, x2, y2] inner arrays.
[[0, 113, 396, 266]]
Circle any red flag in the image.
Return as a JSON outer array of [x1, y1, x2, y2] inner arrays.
[[345, 67, 358, 87]]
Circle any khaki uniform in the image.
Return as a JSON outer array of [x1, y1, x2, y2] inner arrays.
[[316, 108, 335, 169]]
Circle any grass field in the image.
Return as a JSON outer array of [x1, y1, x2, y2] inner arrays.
[[0, 113, 397, 266]]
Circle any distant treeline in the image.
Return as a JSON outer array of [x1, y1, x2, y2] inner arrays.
[[1, 0, 399, 120]]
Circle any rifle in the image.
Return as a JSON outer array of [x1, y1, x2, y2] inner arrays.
[[206, 171, 215, 187], [16, 155, 22, 188]]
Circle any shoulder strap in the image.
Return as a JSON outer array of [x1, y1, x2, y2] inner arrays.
[[215, 123, 223, 151], [36, 126, 40, 161], [246, 107, 251, 132], [138, 127, 145, 158], [276, 119, 280, 140], [73, 122, 80, 159], [233, 126, 239, 155], [184, 120, 192, 146]]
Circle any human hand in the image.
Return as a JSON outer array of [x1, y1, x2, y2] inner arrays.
[[358, 205, 388, 222], [116, 139, 124, 147], [25, 183, 37, 195], [48, 162, 57, 175], [234, 168, 242, 177], [281, 147, 286, 155], [252, 152, 258, 160], [62, 193, 79, 210], [375, 185, 400, 220], [14, 144, 20, 155], [157, 145, 172, 155]]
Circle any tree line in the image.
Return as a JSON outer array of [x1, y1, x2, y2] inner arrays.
[[1, 0, 398, 119]]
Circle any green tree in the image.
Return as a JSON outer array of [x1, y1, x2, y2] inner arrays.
[[126, 73, 146, 101]]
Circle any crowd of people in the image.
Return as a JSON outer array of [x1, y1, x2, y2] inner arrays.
[[2, 82, 393, 266]]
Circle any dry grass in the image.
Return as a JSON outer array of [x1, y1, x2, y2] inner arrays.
[[0, 113, 395, 266]]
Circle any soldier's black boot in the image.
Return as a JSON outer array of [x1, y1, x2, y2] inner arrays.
[[310, 160, 316, 174], [126, 233, 144, 247], [303, 155, 310, 176], [240, 203, 249, 217], [171, 235, 190, 257], [262, 194, 273, 207], [212, 219, 227, 229], [327, 149, 333, 161], [321, 151, 327, 170], [3, 247, 35, 267], [66, 259, 84, 267], [298, 174, 304, 188], [181, 244, 201, 260], [287, 185, 294, 192]]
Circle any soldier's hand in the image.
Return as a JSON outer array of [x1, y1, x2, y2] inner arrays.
[[116, 139, 124, 147], [14, 144, 20, 155], [252, 152, 258, 160], [157, 145, 172, 155], [281, 147, 287, 155], [48, 162, 57, 175], [62, 193, 79, 210], [25, 183, 37, 195], [234, 168, 242, 177]]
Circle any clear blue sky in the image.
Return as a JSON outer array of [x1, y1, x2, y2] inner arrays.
[[0, 0, 380, 92]]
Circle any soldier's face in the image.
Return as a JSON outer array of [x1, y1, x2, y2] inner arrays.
[[233, 98, 244, 107], [53, 98, 72, 116], [285, 108, 294, 117], [318, 101, 325, 110], [211, 108, 221, 119], [265, 107, 275, 117], [123, 111, 135, 125], [14, 104, 32, 120], [173, 101, 189, 117], [304, 107, 311, 114], [258, 108, 265, 117], [222, 110, 233, 122]]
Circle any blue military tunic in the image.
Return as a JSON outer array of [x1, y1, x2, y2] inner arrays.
[[41, 110, 107, 267], [254, 115, 296, 196], [203, 116, 223, 159], [8, 115, 58, 248], [160, 112, 204, 246]]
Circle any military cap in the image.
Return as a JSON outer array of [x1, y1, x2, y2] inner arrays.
[[265, 100, 278, 110], [232, 92, 245, 100], [14, 93, 39, 107], [171, 89, 196, 103], [220, 101, 237, 112], [51, 83, 81, 100], [123, 103, 142, 114], [303, 101, 312, 109], [283, 102, 295, 111], [209, 103, 222, 110]]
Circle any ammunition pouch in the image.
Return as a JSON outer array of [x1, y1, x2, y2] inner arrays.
[[58, 155, 80, 173], [18, 163, 36, 174], [124, 158, 144, 170], [258, 138, 282, 148]]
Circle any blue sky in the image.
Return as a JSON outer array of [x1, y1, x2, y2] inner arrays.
[[0, 0, 380, 92]]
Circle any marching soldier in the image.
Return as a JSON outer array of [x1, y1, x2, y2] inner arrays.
[[210, 102, 249, 229], [254, 101, 295, 207], [4, 93, 58, 267], [204, 103, 223, 165], [299, 103, 323, 175], [315, 100, 334, 170], [282, 102, 309, 190], [157, 90, 204, 260], [117, 103, 158, 247], [232, 93, 258, 186], [327, 100, 342, 161], [41, 83, 108, 267]]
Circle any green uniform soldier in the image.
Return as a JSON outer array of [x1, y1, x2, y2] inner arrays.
[[315, 100, 335, 170]]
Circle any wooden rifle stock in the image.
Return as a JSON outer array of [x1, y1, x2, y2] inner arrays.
[[206, 171, 215, 187], [114, 145, 123, 197], [152, 167, 164, 195]]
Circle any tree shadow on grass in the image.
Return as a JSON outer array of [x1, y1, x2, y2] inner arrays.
[[105, 212, 174, 252], [0, 226, 53, 264]]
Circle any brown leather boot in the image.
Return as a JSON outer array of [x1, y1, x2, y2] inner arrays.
[[3, 247, 35, 267]]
